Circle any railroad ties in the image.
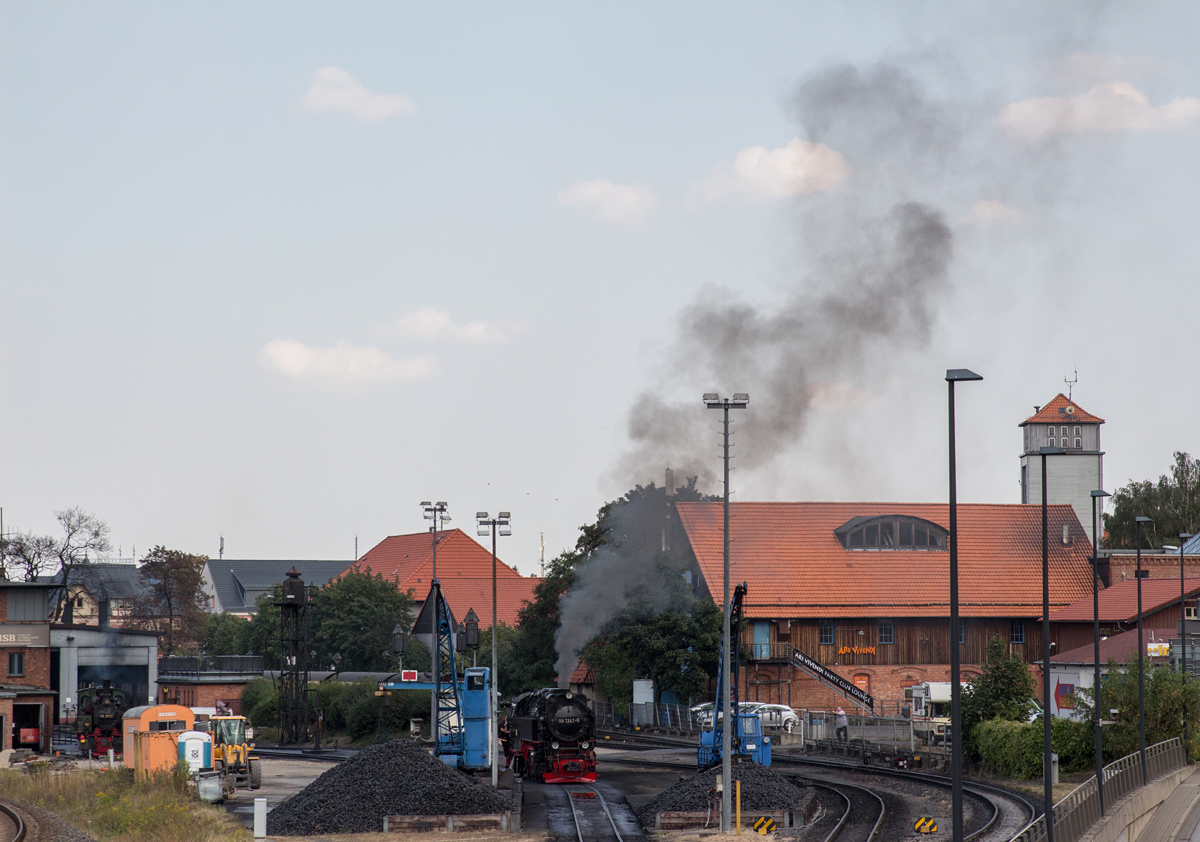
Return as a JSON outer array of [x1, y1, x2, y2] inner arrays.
[[564, 786, 625, 842]]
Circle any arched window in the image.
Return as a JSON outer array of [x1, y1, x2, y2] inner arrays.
[[835, 516, 948, 550]]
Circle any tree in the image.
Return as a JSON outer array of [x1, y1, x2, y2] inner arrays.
[[310, 567, 416, 672], [477, 623, 522, 696], [1105, 452, 1200, 549], [124, 546, 208, 654], [202, 611, 251, 655], [961, 636, 1036, 759], [0, 509, 111, 621]]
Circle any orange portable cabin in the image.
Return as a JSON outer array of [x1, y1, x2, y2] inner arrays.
[[122, 705, 195, 777]]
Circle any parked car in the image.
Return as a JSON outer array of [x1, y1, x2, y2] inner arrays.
[[752, 703, 801, 732], [696, 701, 766, 728]]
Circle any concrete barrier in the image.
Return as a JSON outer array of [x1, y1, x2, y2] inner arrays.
[[1076, 766, 1194, 842]]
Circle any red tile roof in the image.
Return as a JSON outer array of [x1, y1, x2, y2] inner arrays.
[[432, 577, 542, 629], [1051, 627, 1176, 665], [675, 502, 1096, 619], [1019, 394, 1105, 426], [569, 662, 596, 685], [354, 529, 526, 595], [1046, 578, 1200, 623]]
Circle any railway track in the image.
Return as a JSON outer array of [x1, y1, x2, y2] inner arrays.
[[0, 801, 28, 842], [563, 786, 626, 842], [807, 779, 885, 842]]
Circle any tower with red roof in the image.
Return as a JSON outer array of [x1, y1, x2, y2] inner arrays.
[[1018, 393, 1105, 548]]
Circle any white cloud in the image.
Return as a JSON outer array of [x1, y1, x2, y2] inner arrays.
[[391, 307, 521, 344], [300, 66, 416, 122], [553, 179, 658, 225], [1057, 53, 1171, 87], [259, 340, 436, 385], [689, 138, 850, 207], [965, 200, 1026, 226], [997, 82, 1200, 141]]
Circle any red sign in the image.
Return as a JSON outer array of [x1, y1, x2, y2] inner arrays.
[[401, 670, 419, 681], [1054, 679, 1075, 711]]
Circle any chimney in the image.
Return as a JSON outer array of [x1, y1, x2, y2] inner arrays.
[[1062, 524, 1071, 546], [62, 593, 74, 625], [98, 599, 110, 629]]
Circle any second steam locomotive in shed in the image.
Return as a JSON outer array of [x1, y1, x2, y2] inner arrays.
[[507, 688, 597, 783], [75, 680, 129, 756]]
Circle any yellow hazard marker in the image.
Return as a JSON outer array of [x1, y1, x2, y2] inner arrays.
[[753, 816, 776, 835], [915, 816, 938, 833]]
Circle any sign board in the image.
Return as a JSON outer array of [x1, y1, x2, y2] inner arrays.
[[1054, 679, 1076, 711], [0, 624, 50, 647], [401, 670, 419, 681], [915, 816, 938, 833], [753, 816, 776, 835], [791, 648, 874, 711]]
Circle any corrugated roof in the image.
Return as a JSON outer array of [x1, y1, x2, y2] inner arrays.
[[1019, 394, 1105, 426], [355, 529, 526, 595], [675, 501, 1096, 619], [208, 560, 352, 613], [1046, 578, 1200, 623], [1184, 534, 1200, 555]]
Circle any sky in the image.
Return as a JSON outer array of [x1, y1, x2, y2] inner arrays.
[[2, 3, 1198, 574]]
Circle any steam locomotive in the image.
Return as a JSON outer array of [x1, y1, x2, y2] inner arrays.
[[507, 688, 597, 783], [76, 680, 129, 756]]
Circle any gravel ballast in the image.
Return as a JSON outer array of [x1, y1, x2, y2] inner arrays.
[[636, 764, 810, 828], [266, 739, 510, 836]]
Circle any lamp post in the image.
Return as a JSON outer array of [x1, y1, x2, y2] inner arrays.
[[1040, 444, 1065, 842], [477, 511, 512, 788], [704, 391, 749, 833], [1135, 515, 1153, 784], [946, 368, 981, 842], [1180, 532, 1193, 762], [1090, 489, 1110, 815], [421, 502, 451, 750]]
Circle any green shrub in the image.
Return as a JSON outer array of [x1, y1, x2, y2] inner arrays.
[[241, 678, 279, 727], [977, 718, 1044, 778]]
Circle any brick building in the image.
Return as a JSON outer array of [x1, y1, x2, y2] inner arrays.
[[1046, 577, 1200, 653], [671, 500, 1096, 712], [0, 581, 57, 751], [156, 656, 263, 714]]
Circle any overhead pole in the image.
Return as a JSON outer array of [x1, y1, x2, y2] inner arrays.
[[1136, 515, 1153, 784], [1180, 531, 1193, 762], [1090, 489, 1110, 815], [704, 392, 748, 833], [1040, 445, 1064, 842], [422, 502, 450, 747], [477, 511, 512, 788]]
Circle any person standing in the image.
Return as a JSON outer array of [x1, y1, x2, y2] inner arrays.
[[835, 707, 848, 745]]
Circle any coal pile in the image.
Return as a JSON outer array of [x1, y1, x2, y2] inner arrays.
[[267, 739, 510, 836], [636, 764, 808, 827]]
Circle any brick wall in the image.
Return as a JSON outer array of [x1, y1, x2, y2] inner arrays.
[[1108, 554, 1200, 583], [158, 683, 247, 714], [0, 647, 51, 689]]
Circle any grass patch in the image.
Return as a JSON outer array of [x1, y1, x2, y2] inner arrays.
[[0, 766, 249, 842]]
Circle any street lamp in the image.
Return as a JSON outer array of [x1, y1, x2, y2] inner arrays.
[[1040, 444, 1065, 842], [1135, 515, 1153, 784], [946, 368, 982, 842], [1180, 531, 1193, 762], [704, 391, 748, 833], [393, 623, 406, 667], [421, 501, 451, 749], [1090, 489, 1111, 815], [477, 510, 512, 788]]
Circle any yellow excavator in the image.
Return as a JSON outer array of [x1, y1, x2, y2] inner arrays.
[[210, 715, 262, 796]]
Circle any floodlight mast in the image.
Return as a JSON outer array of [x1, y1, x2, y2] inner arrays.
[[421, 501, 451, 750], [477, 509, 513, 788], [703, 392, 748, 833]]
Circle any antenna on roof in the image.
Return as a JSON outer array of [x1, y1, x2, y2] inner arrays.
[[219, 536, 224, 560], [1064, 369, 1078, 404], [540, 533, 545, 578]]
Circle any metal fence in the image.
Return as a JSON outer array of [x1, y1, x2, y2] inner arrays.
[[1008, 737, 1186, 842], [592, 700, 704, 733]]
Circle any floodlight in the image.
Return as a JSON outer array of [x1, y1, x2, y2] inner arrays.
[[945, 369, 983, 382], [702, 393, 719, 402]]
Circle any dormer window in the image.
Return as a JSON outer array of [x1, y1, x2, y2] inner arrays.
[[835, 516, 948, 550]]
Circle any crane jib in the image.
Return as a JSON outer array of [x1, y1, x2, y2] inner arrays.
[[790, 649, 875, 712]]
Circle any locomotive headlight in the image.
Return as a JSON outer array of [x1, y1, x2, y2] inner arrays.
[[581, 741, 590, 750], [551, 741, 560, 750]]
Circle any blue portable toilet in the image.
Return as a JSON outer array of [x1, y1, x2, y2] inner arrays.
[[177, 730, 212, 773], [461, 667, 491, 770]]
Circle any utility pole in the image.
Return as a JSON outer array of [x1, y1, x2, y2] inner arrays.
[[704, 392, 748, 833]]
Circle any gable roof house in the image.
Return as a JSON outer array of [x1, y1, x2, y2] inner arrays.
[[200, 560, 352, 616], [62, 563, 146, 627], [670, 501, 1097, 710], [354, 529, 540, 630]]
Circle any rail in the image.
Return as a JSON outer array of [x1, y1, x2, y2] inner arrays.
[[808, 780, 885, 842], [0, 801, 27, 842], [1008, 737, 1186, 842], [565, 787, 623, 842]]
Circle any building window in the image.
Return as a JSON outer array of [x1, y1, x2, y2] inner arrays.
[[1061, 426, 1068, 438], [1074, 438, 1081, 449], [75, 597, 84, 608], [1136, 570, 1150, 579], [1186, 606, 1198, 620], [879, 621, 894, 645], [1074, 426, 1081, 437], [1010, 620, 1025, 644], [1049, 437, 1056, 448], [819, 620, 834, 645], [959, 619, 965, 645], [8, 653, 24, 676], [836, 516, 947, 550]]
